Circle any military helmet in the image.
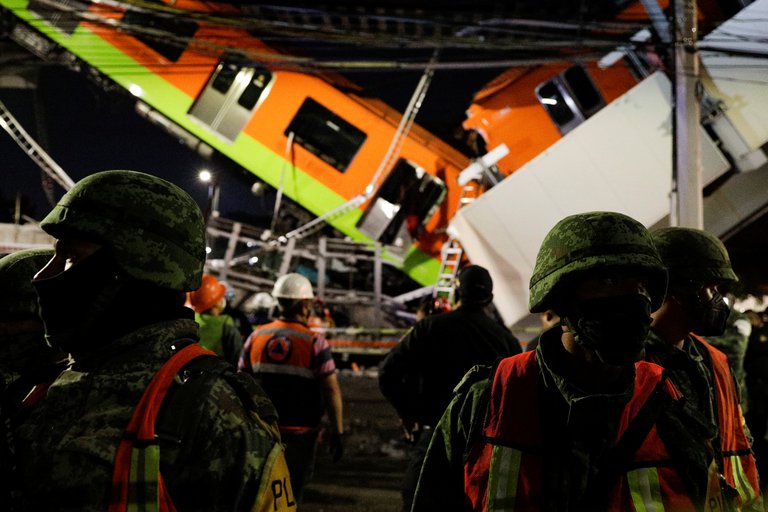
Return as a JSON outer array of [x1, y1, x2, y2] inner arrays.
[[529, 211, 667, 313], [39, 170, 205, 291], [0, 248, 54, 320], [651, 227, 738, 290]]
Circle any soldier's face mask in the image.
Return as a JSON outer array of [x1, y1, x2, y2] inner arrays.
[[683, 284, 730, 336], [565, 293, 652, 367], [33, 246, 122, 355]]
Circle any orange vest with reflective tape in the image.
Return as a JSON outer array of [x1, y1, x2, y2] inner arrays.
[[464, 351, 698, 511], [691, 334, 762, 510], [108, 343, 216, 512]]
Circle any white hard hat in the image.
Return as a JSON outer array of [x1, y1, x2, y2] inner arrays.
[[272, 273, 314, 300], [244, 292, 277, 311]]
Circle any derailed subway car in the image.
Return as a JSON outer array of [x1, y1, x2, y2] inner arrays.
[[0, 0, 470, 286], [452, 0, 768, 326]]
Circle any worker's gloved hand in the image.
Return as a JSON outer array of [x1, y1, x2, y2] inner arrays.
[[329, 431, 344, 463]]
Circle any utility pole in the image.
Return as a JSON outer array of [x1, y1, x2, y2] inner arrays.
[[671, 0, 704, 228]]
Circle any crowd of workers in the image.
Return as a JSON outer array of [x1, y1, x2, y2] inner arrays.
[[0, 168, 767, 511]]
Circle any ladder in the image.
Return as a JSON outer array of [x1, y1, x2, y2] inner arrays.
[[433, 183, 481, 305], [0, 100, 75, 191]]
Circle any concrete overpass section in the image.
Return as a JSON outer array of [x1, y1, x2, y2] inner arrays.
[[450, 0, 768, 328]]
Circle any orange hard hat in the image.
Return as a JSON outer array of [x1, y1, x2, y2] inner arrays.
[[187, 274, 226, 313]]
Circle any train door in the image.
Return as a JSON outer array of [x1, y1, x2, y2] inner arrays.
[[356, 159, 446, 248], [188, 57, 274, 143]]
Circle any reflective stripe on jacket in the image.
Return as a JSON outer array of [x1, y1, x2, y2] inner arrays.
[[108, 344, 216, 512], [463, 351, 697, 511], [692, 334, 762, 510]]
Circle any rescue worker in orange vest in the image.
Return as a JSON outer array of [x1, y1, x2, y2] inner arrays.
[[16, 170, 294, 511], [239, 272, 344, 504], [413, 211, 715, 511], [187, 273, 243, 366], [646, 227, 763, 510]]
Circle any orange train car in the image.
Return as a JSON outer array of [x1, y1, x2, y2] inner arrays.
[[462, 0, 741, 176], [0, 0, 472, 286]]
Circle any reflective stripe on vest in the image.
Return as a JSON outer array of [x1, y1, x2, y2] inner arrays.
[[486, 445, 522, 512], [627, 467, 664, 512], [249, 362, 315, 379], [729, 454, 756, 505], [109, 343, 217, 512], [485, 449, 670, 512]]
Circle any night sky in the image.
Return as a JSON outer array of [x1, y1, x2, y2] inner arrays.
[[1, 65, 277, 225]]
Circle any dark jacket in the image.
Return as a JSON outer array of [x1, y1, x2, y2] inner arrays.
[[379, 305, 522, 426]]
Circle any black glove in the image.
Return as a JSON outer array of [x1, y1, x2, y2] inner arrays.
[[329, 431, 344, 463]]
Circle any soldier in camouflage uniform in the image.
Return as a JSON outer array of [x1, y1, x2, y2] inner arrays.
[[16, 171, 296, 511], [0, 249, 67, 510], [707, 307, 752, 414], [413, 212, 714, 511], [646, 227, 762, 510]]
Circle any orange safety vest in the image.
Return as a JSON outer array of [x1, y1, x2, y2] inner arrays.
[[245, 320, 325, 431], [463, 351, 698, 511], [247, 320, 316, 372], [108, 343, 216, 512], [691, 334, 762, 509]]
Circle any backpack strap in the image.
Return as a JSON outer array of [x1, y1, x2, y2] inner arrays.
[[108, 343, 216, 512]]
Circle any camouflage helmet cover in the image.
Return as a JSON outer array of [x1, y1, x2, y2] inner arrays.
[[39, 170, 205, 291], [0, 248, 54, 320], [529, 211, 667, 313], [651, 227, 738, 289]]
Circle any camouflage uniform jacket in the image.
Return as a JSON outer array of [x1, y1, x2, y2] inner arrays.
[[706, 308, 751, 414], [16, 318, 291, 512], [413, 328, 640, 511], [644, 331, 719, 433]]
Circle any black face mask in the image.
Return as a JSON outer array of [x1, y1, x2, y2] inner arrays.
[[688, 289, 730, 336], [565, 294, 652, 366], [33, 248, 124, 356]]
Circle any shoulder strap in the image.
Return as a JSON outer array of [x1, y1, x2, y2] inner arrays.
[[109, 343, 216, 512], [582, 372, 672, 508], [154, 355, 231, 444]]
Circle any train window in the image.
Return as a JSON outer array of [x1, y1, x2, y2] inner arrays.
[[121, 7, 197, 62], [562, 65, 605, 116], [536, 65, 606, 135], [27, 0, 91, 36], [356, 159, 446, 246], [285, 98, 367, 173], [536, 81, 578, 129], [238, 71, 271, 110], [212, 62, 239, 94]]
